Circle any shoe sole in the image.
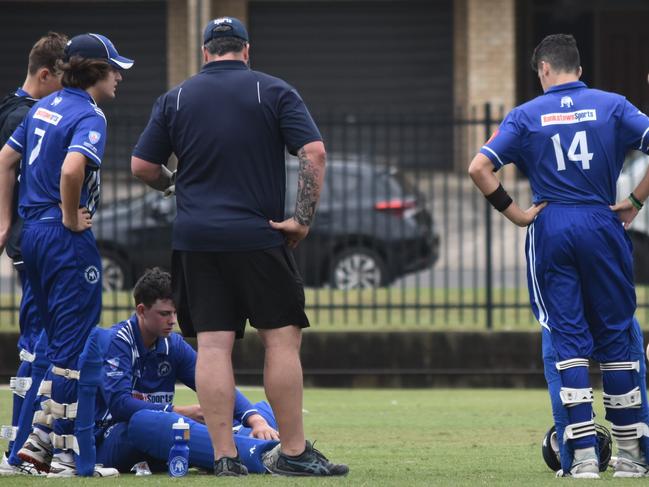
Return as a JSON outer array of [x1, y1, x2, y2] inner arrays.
[[613, 472, 648, 478], [17, 452, 50, 474], [571, 472, 600, 479]]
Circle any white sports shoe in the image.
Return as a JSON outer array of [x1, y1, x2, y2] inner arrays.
[[567, 458, 600, 479], [17, 432, 52, 473], [47, 456, 119, 478], [612, 456, 649, 478], [0, 452, 45, 476]]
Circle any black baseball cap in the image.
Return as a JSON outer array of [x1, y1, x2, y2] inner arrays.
[[203, 17, 249, 44], [64, 33, 134, 70]]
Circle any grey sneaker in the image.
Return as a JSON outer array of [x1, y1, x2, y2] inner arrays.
[[214, 456, 248, 477], [17, 432, 52, 473], [262, 441, 349, 477]]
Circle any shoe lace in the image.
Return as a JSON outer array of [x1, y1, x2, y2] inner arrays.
[[309, 441, 331, 463]]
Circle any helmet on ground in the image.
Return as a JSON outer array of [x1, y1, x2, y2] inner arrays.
[[541, 423, 612, 472]]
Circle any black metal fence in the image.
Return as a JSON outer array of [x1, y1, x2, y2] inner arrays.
[[2, 105, 649, 330]]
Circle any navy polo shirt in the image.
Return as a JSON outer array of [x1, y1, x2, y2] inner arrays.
[[132, 60, 322, 252]]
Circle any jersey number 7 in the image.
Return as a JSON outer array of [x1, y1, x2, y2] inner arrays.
[[551, 130, 593, 171], [28, 127, 46, 166]]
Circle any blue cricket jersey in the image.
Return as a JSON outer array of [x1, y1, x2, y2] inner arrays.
[[98, 315, 259, 425], [481, 81, 649, 205], [6, 87, 106, 221]]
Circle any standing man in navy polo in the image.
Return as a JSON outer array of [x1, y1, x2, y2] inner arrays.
[[131, 16, 348, 477]]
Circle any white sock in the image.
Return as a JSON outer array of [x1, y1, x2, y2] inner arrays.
[[573, 446, 597, 463], [617, 438, 642, 462]]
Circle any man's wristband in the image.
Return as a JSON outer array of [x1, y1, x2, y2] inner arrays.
[[485, 184, 513, 212], [629, 192, 644, 211]]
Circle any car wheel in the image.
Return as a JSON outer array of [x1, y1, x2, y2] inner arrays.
[[630, 232, 649, 284], [330, 247, 388, 290], [100, 249, 131, 292]]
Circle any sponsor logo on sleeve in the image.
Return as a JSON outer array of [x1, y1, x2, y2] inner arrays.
[[33, 108, 63, 126], [88, 131, 101, 144], [541, 109, 597, 126]]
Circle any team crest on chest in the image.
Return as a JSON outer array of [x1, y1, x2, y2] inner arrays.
[[84, 265, 100, 284], [158, 361, 172, 377]]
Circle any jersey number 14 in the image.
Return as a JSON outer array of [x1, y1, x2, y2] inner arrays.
[[551, 130, 593, 171]]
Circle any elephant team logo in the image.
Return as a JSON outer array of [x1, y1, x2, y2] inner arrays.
[[84, 265, 100, 284], [560, 96, 573, 108], [158, 361, 172, 377], [169, 456, 188, 477]]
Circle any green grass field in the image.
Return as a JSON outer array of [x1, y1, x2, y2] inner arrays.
[[2, 286, 649, 332], [1, 386, 648, 485]]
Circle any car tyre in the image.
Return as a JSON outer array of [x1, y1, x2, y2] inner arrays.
[[100, 249, 131, 292], [330, 246, 389, 290]]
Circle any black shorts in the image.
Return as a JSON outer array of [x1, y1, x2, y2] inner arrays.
[[172, 246, 310, 338]]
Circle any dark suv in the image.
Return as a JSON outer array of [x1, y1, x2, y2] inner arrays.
[[93, 160, 439, 290]]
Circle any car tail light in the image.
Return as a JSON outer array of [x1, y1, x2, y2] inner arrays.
[[374, 198, 417, 217]]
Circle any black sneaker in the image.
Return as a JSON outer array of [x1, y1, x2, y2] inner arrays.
[[214, 456, 248, 477], [263, 441, 349, 477]]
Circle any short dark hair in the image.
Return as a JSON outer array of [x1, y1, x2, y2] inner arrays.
[[28, 32, 68, 75], [530, 34, 580, 74], [57, 56, 112, 90], [133, 268, 173, 308], [205, 36, 246, 56]]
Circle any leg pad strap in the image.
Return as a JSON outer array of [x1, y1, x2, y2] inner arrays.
[[564, 420, 596, 442], [0, 425, 17, 441], [10, 377, 32, 397], [51, 366, 80, 380], [556, 358, 589, 371], [37, 380, 52, 397], [19, 349, 35, 363], [33, 410, 54, 428], [603, 387, 642, 409], [600, 361, 640, 372], [560, 387, 593, 407], [49, 433, 79, 454], [41, 398, 78, 420], [612, 422, 649, 441]]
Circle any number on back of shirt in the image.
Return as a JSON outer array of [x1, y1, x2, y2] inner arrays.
[[28, 127, 46, 166], [551, 130, 593, 171]]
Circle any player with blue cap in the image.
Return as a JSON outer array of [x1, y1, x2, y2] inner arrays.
[[0, 32, 133, 477]]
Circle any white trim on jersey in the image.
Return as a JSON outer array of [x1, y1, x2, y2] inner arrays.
[[176, 87, 182, 111], [9, 136, 23, 149], [69, 144, 101, 165], [257, 81, 261, 104], [639, 127, 649, 151], [527, 223, 550, 331], [481, 145, 504, 167], [93, 107, 106, 123]]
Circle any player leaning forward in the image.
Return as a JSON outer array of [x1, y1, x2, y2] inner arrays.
[[0, 33, 133, 477], [469, 34, 649, 478]]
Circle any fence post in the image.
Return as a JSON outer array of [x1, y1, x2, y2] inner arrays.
[[484, 103, 493, 330]]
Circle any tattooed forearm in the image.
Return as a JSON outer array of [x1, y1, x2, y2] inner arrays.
[[294, 147, 323, 226]]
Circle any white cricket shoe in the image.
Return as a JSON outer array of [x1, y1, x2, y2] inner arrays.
[[47, 456, 119, 478], [612, 456, 649, 478], [17, 432, 52, 473], [0, 452, 45, 476]]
